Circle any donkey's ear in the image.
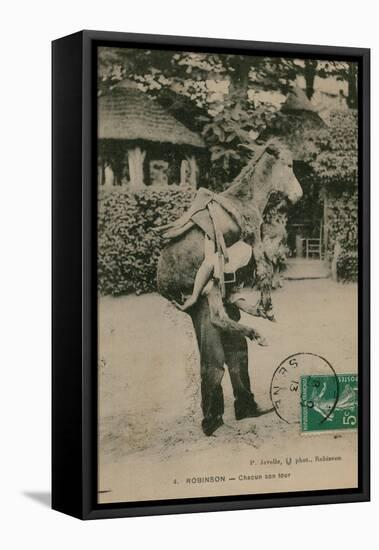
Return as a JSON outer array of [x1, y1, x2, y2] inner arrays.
[[238, 143, 258, 157], [265, 143, 281, 159], [255, 138, 266, 146]]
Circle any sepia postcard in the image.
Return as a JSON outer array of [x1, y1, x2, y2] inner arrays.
[[96, 45, 360, 505]]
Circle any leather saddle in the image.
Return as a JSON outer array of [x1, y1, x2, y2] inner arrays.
[[154, 188, 245, 297], [154, 188, 243, 240]]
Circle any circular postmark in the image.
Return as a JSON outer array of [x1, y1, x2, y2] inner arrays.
[[270, 353, 339, 425]]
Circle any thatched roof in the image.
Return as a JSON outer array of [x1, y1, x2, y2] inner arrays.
[[98, 87, 205, 149]]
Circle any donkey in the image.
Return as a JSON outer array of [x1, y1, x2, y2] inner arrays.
[[157, 142, 303, 435]]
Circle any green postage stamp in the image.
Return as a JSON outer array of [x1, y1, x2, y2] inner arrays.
[[301, 373, 358, 432]]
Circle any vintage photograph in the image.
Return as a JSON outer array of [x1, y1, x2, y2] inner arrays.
[[96, 46, 359, 504]]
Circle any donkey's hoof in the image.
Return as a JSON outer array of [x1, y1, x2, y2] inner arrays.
[[256, 335, 269, 346], [246, 328, 258, 341], [256, 307, 275, 322]]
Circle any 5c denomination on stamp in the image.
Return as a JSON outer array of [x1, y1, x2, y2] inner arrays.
[[301, 373, 358, 432]]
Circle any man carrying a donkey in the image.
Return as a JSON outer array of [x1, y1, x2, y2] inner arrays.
[[156, 141, 303, 436]]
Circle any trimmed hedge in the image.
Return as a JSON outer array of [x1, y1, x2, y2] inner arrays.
[[98, 186, 195, 295]]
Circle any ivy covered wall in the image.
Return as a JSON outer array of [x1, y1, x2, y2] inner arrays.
[[312, 110, 358, 281]]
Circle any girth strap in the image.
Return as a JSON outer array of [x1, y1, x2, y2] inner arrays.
[[208, 201, 228, 298]]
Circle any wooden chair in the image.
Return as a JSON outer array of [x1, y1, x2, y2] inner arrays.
[[305, 238, 322, 259]]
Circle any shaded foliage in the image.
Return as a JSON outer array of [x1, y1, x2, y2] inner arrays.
[[311, 110, 358, 185], [327, 191, 358, 282], [314, 111, 358, 282]]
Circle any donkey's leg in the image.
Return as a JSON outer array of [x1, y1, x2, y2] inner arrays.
[[207, 284, 263, 342], [248, 221, 275, 322], [190, 297, 226, 436], [253, 240, 267, 280], [256, 261, 275, 321], [253, 238, 275, 321]]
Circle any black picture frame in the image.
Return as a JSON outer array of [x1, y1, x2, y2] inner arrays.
[[52, 30, 370, 520]]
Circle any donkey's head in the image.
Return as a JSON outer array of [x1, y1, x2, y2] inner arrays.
[[261, 143, 303, 204], [251, 142, 303, 207], [226, 141, 303, 213]]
